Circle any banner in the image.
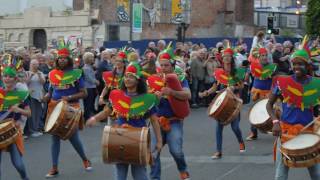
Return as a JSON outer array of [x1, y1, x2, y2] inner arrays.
[[117, 0, 130, 22], [171, 0, 183, 23], [133, 3, 143, 33]]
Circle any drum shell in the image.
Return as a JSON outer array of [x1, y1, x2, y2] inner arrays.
[[314, 118, 320, 135], [45, 102, 81, 140], [208, 89, 242, 125], [281, 133, 320, 168], [0, 120, 18, 149], [101, 126, 151, 165], [248, 99, 273, 133]]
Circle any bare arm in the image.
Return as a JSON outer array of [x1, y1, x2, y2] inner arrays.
[[266, 93, 279, 121], [170, 88, 191, 100], [150, 114, 163, 151]]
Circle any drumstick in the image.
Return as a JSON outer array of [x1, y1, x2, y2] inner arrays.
[[279, 148, 292, 161], [299, 118, 317, 133]]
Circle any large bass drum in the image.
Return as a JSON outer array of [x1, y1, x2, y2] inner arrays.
[[45, 101, 81, 140], [0, 120, 18, 149], [281, 133, 320, 168], [208, 89, 242, 125], [101, 126, 151, 165]]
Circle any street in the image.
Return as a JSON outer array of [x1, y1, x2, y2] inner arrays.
[[3, 103, 310, 180]]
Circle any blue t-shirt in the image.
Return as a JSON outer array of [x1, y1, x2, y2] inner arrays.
[[116, 106, 157, 127], [51, 76, 85, 101], [157, 79, 189, 118], [272, 75, 313, 126], [253, 78, 272, 90]]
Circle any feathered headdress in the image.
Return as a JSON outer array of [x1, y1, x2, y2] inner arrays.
[[222, 41, 234, 57], [158, 41, 176, 63], [291, 35, 311, 64], [57, 39, 72, 58], [1, 53, 23, 77]]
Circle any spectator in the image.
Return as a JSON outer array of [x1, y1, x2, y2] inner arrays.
[[190, 50, 206, 108], [26, 59, 45, 137], [82, 52, 99, 120], [157, 40, 166, 51], [273, 43, 291, 75]]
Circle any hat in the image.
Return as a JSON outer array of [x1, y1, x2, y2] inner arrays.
[[1, 53, 23, 77], [258, 48, 268, 55], [291, 35, 311, 64], [125, 63, 142, 79]]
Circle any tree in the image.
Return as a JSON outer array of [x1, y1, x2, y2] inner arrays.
[[306, 0, 320, 36]]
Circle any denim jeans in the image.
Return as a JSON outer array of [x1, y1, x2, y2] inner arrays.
[[0, 143, 29, 180], [275, 138, 320, 180], [51, 130, 88, 167], [216, 115, 244, 152], [114, 163, 148, 180], [250, 125, 258, 136], [191, 78, 204, 104], [150, 121, 188, 180]]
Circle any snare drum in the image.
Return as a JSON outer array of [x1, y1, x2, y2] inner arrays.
[[208, 89, 242, 125], [249, 99, 273, 133], [281, 133, 320, 168], [45, 101, 81, 140], [101, 126, 151, 165], [0, 120, 18, 149]]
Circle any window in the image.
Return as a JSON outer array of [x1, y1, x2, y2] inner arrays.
[[108, 25, 119, 41]]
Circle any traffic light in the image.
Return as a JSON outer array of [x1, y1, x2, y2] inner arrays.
[[267, 16, 274, 34], [176, 26, 182, 42]]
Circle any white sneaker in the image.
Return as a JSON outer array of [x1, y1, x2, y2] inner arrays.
[[31, 132, 43, 137]]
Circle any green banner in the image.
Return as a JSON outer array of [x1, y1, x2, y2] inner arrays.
[[133, 3, 142, 33]]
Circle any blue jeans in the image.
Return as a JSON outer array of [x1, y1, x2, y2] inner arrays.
[[0, 143, 29, 180], [114, 163, 148, 180], [191, 78, 204, 104], [216, 115, 244, 152], [150, 121, 188, 180], [51, 130, 88, 167], [275, 138, 320, 180]]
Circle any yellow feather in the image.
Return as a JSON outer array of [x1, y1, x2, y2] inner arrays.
[[262, 69, 270, 74], [304, 89, 317, 96], [130, 102, 144, 109], [5, 96, 18, 100], [155, 81, 164, 86], [55, 74, 62, 80], [221, 75, 228, 80], [118, 100, 130, 109], [0, 93, 4, 99], [287, 85, 302, 96], [255, 69, 262, 74], [62, 75, 72, 80], [301, 103, 304, 111], [283, 96, 290, 103]]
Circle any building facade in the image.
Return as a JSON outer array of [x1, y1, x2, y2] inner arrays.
[[0, 0, 255, 51]]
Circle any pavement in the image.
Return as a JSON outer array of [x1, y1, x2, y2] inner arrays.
[[2, 103, 311, 180]]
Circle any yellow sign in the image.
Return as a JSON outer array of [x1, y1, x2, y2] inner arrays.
[[117, 0, 130, 22], [172, 0, 182, 19]]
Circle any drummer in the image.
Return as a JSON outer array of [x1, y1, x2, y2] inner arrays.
[[42, 44, 92, 178], [86, 63, 162, 180], [199, 46, 246, 159], [266, 41, 320, 180], [98, 50, 126, 125], [246, 47, 277, 140], [0, 54, 31, 180]]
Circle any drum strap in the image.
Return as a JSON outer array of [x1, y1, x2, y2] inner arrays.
[[251, 88, 270, 102]]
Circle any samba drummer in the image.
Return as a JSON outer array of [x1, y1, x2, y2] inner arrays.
[[42, 43, 92, 178], [87, 63, 162, 180], [149, 46, 191, 180], [246, 47, 277, 141], [266, 36, 320, 180], [98, 50, 127, 125], [199, 46, 246, 159], [0, 54, 31, 180]]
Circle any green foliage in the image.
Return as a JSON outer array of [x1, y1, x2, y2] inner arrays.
[[306, 0, 320, 36]]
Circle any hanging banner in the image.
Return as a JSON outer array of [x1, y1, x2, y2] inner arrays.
[[171, 0, 183, 23], [117, 0, 130, 22], [133, 3, 143, 33]]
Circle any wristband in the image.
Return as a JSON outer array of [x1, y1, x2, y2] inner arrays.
[[272, 119, 280, 124]]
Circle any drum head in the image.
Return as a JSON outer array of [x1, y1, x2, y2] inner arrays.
[[45, 101, 64, 132], [282, 133, 320, 150], [249, 99, 269, 125], [210, 90, 227, 114], [0, 121, 11, 128]]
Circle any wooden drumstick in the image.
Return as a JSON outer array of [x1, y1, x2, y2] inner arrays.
[[299, 118, 317, 133], [279, 148, 292, 161]]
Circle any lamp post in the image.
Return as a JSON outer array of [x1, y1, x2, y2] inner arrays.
[[129, 0, 133, 46]]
